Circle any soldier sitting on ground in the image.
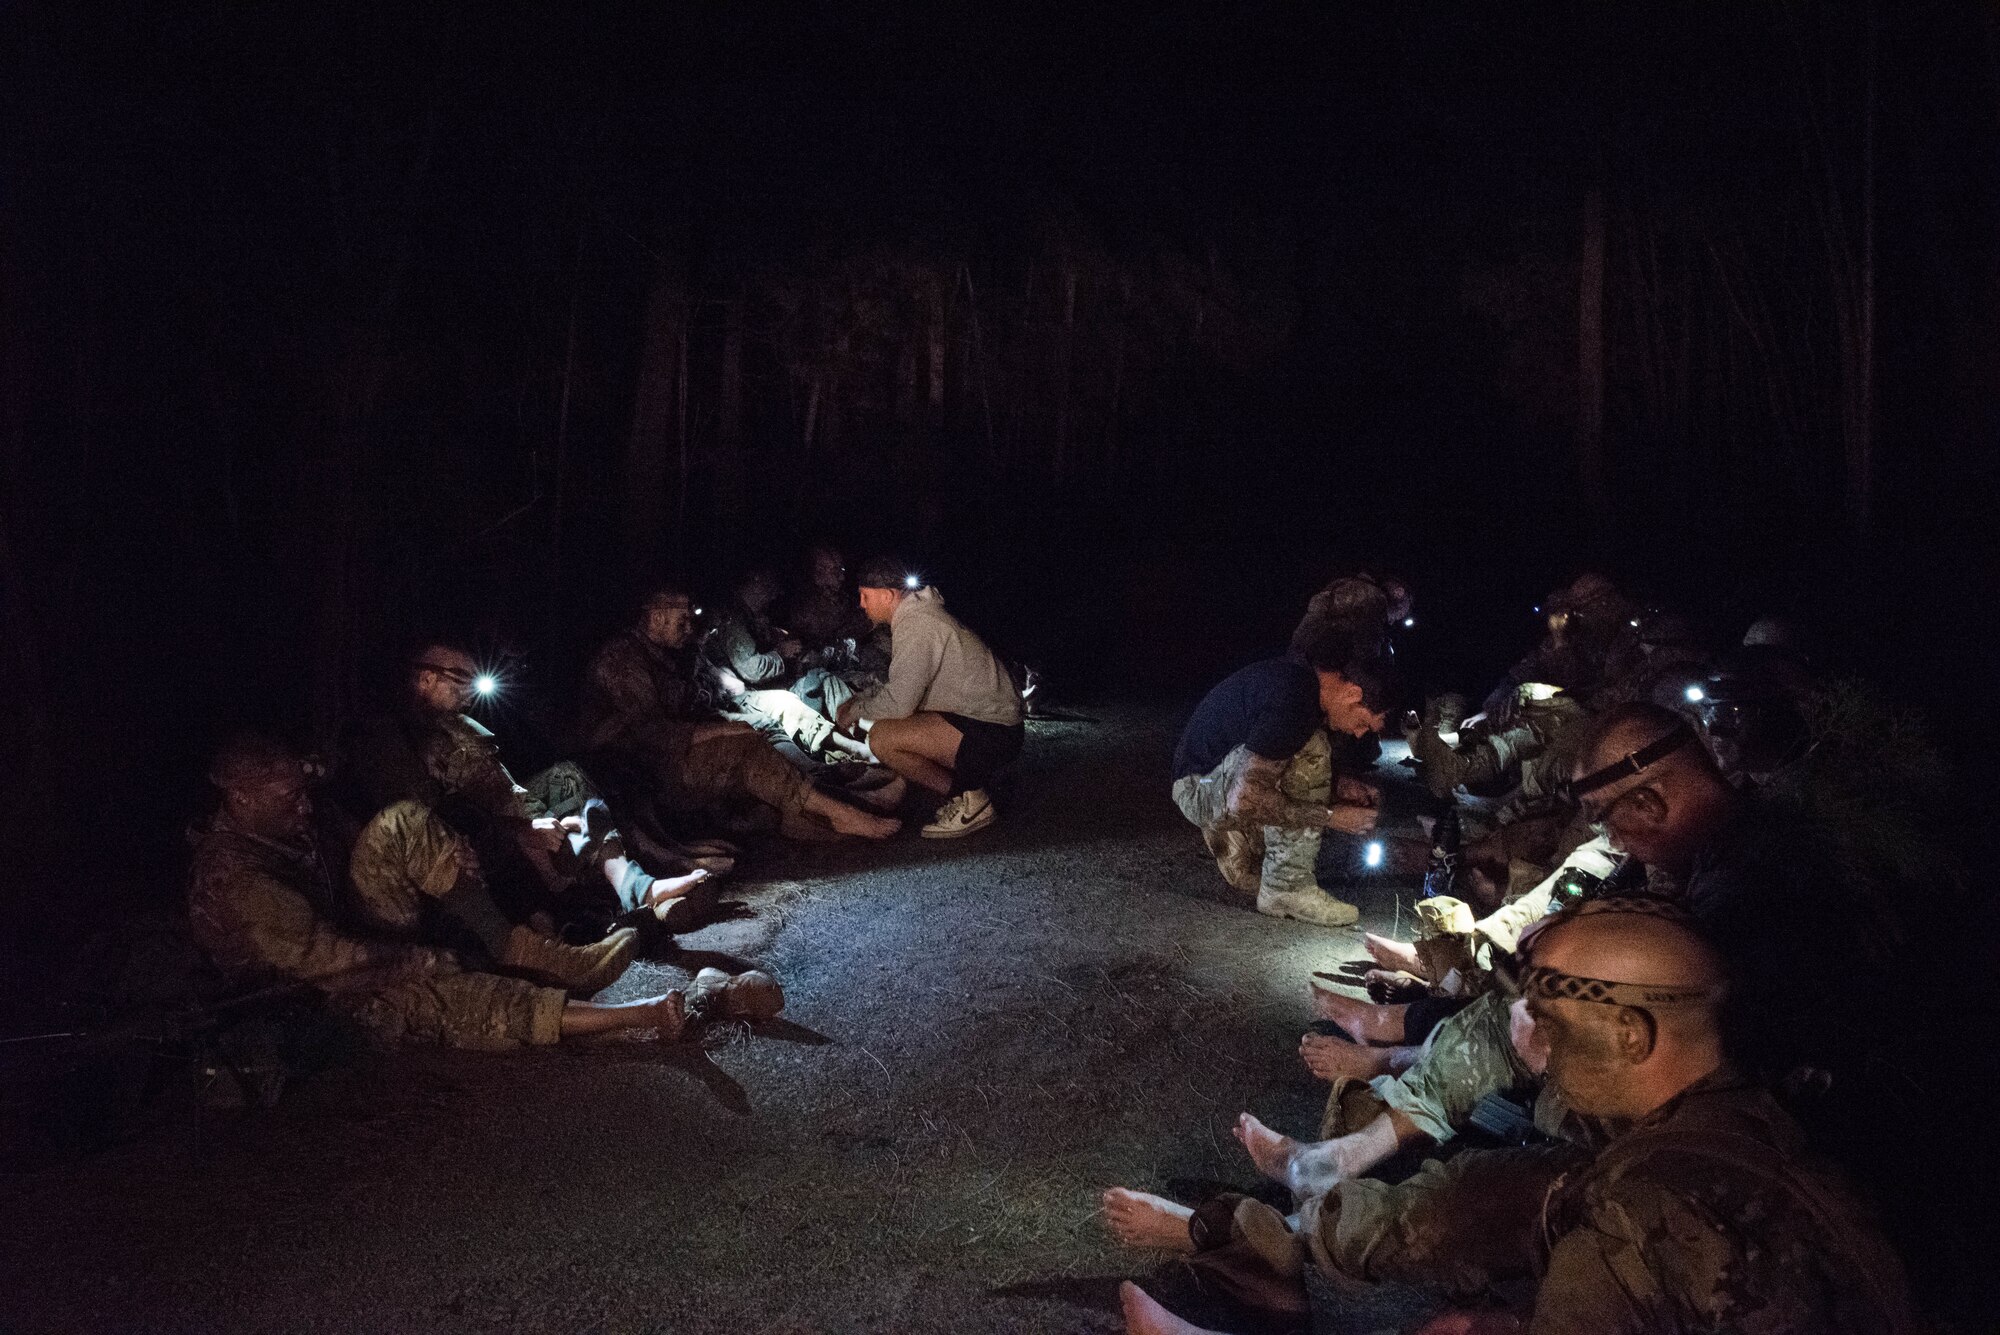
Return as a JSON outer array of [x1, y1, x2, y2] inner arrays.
[[578, 587, 902, 843], [780, 543, 891, 701], [1104, 899, 1914, 1335], [1170, 622, 1390, 927], [1288, 570, 1413, 662], [340, 643, 708, 925], [189, 735, 781, 1052], [702, 569, 870, 763], [1481, 573, 1640, 719]]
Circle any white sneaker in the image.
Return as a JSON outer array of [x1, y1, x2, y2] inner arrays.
[[922, 789, 998, 839], [1256, 887, 1360, 928]]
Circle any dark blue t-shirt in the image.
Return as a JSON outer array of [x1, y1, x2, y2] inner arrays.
[[1173, 656, 1323, 780]]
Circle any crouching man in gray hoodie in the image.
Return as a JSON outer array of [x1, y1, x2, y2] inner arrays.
[[835, 557, 1025, 838]]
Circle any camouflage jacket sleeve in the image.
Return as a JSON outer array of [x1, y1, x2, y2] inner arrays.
[[1531, 1111, 1914, 1335], [716, 615, 787, 686], [580, 639, 696, 775], [426, 716, 543, 821], [190, 851, 436, 986], [1527, 1210, 1667, 1335]]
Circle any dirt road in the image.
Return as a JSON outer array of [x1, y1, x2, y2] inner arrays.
[[3, 704, 1422, 1334]]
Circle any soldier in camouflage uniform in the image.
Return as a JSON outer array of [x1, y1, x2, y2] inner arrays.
[[1481, 573, 1640, 720], [189, 735, 708, 1050], [780, 545, 891, 683], [578, 589, 900, 841], [701, 570, 869, 762], [1103, 902, 1913, 1335], [343, 643, 705, 922]]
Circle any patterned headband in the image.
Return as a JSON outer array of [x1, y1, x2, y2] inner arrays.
[[1519, 964, 1726, 1009]]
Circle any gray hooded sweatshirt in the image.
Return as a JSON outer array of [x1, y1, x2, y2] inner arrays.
[[854, 587, 1022, 726]]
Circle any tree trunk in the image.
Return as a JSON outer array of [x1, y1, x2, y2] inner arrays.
[[1052, 265, 1077, 483], [624, 258, 683, 578], [1848, 0, 1877, 538], [717, 290, 746, 527], [1577, 187, 1610, 529], [927, 275, 946, 436]]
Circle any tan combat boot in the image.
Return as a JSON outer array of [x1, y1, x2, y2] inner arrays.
[[682, 967, 785, 1024], [502, 925, 640, 995]]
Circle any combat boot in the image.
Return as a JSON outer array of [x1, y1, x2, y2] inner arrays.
[[502, 924, 639, 995], [1202, 825, 1265, 894], [1256, 886, 1360, 928], [682, 967, 786, 1024]]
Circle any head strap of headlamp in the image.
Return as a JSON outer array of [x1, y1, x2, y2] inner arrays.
[[1572, 723, 1697, 797], [1517, 964, 1726, 1010]]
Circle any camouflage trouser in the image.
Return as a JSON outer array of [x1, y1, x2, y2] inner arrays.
[[333, 968, 565, 1051], [1322, 990, 1530, 1147], [1170, 732, 1332, 898], [1176, 1143, 1582, 1320], [1300, 1143, 1586, 1294], [348, 800, 474, 935], [669, 731, 810, 817]]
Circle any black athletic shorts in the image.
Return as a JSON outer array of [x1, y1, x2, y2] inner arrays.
[[937, 712, 1025, 792]]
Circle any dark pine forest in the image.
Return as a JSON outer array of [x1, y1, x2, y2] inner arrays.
[[2, 2, 1996, 945]]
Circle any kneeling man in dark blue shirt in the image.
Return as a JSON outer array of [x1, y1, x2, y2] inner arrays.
[[1172, 625, 1392, 926]]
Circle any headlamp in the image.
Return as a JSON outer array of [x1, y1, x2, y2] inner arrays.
[[1684, 684, 1705, 704], [1363, 840, 1385, 870], [903, 574, 921, 590], [1402, 617, 1415, 629], [474, 674, 498, 697]]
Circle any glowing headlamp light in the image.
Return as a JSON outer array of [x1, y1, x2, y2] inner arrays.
[[474, 674, 499, 697], [1364, 840, 1385, 869], [1684, 684, 1706, 704], [903, 574, 921, 590], [1402, 617, 1415, 628]]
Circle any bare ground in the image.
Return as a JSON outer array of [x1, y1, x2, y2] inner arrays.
[[1, 704, 1426, 1335]]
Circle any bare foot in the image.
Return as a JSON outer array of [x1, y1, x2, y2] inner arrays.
[[1299, 1032, 1397, 1082], [1308, 985, 1407, 1044], [646, 868, 712, 917], [642, 991, 688, 1040], [820, 799, 901, 839], [852, 772, 908, 812], [1099, 1188, 1196, 1253], [1363, 933, 1423, 975], [1233, 1113, 1298, 1185], [1120, 1281, 1218, 1335]]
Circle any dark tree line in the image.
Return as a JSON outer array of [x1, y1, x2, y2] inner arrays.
[[1, 0, 1995, 930]]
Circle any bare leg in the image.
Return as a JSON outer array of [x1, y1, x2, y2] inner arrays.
[[1233, 1113, 1302, 1185], [1120, 1282, 1224, 1335], [1309, 986, 1410, 1044], [1099, 1189, 1196, 1253], [558, 992, 687, 1040], [1235, 1111, 1422, 1198], [800, 786, 901, 838], [642, 867, 712, 918], [1363, 933, 1424, 975], [865, 714, 962, 795]]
